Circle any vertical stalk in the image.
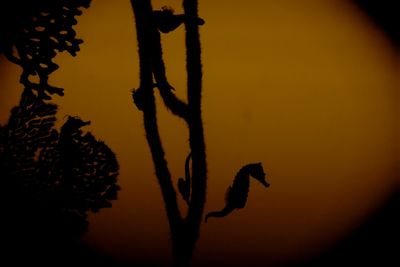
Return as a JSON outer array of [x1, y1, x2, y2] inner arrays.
[[130, 0, 182, 238], [130, 0, 207, 266], [184, 0, 207, 236]]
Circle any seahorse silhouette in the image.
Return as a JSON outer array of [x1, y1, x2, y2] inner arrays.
[[59, 116, 91, 180], [205, 163, 269, 222], [177, 152, 192, 205]]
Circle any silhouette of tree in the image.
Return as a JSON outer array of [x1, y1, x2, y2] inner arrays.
[[130, 1, 268, 266]]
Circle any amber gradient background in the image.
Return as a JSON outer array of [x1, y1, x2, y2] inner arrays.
[[0, 0, 398, 266]]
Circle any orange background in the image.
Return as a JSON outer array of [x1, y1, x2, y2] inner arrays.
[[0, 0, 398, 266]]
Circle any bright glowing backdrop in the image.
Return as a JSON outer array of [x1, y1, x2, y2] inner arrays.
[[0, 0, 398, 266]]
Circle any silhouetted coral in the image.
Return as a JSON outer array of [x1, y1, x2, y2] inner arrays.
[[0, 88, 119, 241], [0, 0, 91, 99]]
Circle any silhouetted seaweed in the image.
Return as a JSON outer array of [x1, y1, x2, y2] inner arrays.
[[130, 3, 184, 261], [130, 0, 207, 266], [0, 0, 91, 99], [0, 88, 119, 242], [132, 1, 268, 266], [205, 163, 269, 222]]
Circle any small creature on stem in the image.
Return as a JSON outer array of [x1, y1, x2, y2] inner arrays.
[[153, 6, 205, 33], [177, 152, 192, 205]]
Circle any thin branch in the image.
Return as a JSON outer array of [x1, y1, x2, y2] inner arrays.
[[151, 19, 189, 121], [130, 0, 182, 235], [182, 0, 208, 255], [131, 1, 207, 266]]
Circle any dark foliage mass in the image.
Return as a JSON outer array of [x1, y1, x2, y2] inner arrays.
[[0, 1, 122, 264], [0, 89, 119, 241], [0, 0, 91, 99], [0, 0, 122, 238]]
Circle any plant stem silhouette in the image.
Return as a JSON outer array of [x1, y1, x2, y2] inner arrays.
[[130, 0, 207, 266], [182, 1, 208, 259], [130, 0, 183, 260]]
